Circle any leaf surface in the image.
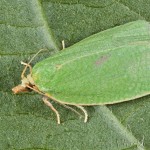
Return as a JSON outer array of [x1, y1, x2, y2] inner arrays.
[[0, 0, 150, 149]]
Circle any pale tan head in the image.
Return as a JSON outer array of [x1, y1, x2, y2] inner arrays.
[[12, 62, 35, 94], [12, 49, 45, 94]]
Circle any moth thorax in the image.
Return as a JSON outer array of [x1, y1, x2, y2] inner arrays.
[[27, 74, 35, 85]]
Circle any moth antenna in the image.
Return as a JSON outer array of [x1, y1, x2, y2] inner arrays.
[[75, 106, 88, 123], [21, 49, 47, 79]]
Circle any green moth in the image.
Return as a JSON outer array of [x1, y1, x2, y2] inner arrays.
[[12, 20, 150, 124]]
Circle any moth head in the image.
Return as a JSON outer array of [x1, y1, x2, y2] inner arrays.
[[12, 60, 35, 94], [12, 74, 35, 94], [12, 49, 46, 94]]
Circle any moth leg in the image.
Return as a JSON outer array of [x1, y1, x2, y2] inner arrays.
[[60, 103, 82, 118], [75, 106, 88, 123], [44, 93, 83, 118], [21, 61, 32, 79], [42, 97, 60, 124], [25, 85, 60, 124], [44, 93, 88, 123]]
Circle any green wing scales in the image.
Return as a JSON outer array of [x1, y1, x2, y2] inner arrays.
[[32, 20, 150, 105]]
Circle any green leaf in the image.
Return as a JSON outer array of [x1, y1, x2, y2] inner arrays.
[[0, 0, 150, 150]]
